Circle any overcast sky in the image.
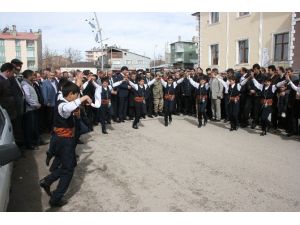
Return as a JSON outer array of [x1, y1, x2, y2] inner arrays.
[[0, 12, 196, 60]]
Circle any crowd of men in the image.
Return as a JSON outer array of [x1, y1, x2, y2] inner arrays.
[[0, 59, 300, 151]]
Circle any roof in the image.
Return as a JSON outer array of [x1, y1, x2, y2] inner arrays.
[[63, 62, 99, 68], [107, 47, 151, 59], [170, 41, 196, 45], [0, 32, 40, 40]]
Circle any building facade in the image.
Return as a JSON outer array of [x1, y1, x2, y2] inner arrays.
[[0, 25, 42, 70], [85, 46, 151, 71], [85, 47, 105, 62], [192, 12, 294, 71], [170, 40, 198, 69], [292, 12, 300, 70]]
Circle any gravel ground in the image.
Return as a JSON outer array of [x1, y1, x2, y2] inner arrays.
[[7, 115, 300, 212]]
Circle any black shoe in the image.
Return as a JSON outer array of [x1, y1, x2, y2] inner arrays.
[[198, 123, 202, 128], [223, 119, 228, 123], [169, 118, 172, 124], [132, 124, 138, 129], [102, 129, 108, 134], [260, 131, 267, 136], [164, 121, 168, 127], [251, 123, 256, 129], [158, 112, 164, 117], [39, 179, 52, 197], [148, 115, 153, 118], [215, 119, 221, 122], [121, 120, 125, 123], [154, 113, 158, 117], [116, 119, 121, 123], [77, 139, 84, 144], [203, 120, 207, 126], [106, 121, 111, 125], [49, 199, 68, 208]]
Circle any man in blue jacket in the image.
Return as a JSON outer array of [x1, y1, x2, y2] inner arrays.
[[41, 71, 58, 132]]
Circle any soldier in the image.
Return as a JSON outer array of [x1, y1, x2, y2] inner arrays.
[[152, 72, 164, 117]]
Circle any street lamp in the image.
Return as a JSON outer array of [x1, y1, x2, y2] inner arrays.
[[85, 13, 109, 71], [154, 44, 158, 73]]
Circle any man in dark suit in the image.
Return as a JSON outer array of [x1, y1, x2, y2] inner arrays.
[[10, 59, 25, 147], [144, 71, 154, 118], [113, 66, 130, 122], [0, 63, 17, 121]]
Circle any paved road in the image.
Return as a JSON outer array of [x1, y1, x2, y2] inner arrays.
[[7, 116, 300, 211]]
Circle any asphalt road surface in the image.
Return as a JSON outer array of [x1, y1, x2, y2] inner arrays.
[[7, 116, 300, 212]]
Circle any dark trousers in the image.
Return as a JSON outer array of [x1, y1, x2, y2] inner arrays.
[[118, 97, 128, 121], [223, 94, 229, 120], [24, 110, 39, 148], [182, 95, 192, 114], [11, 114, 25, 147], [286, 106, 298, 134], [197, 100, 207, 125], [38, 106, 47, 133], [45, 106, 54, 132], [146, 96, 153, 115], [271, 97, 279, 129], [228, 101, 240, 129], [133, 102, 146, 126], [164, 100, 174, 122], [243, 96, 260, 126], [260, 105, 272, 132], [110, 94, 118, 120], [175, 93, 182, 113], [44, 135, 76, 203], [99, 105, 112, 129]]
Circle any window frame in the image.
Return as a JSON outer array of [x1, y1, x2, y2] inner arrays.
[[237, 39, 249, 64], [209, 44, 219, 66], [210, 12, 220, 24], [273, 32, 289, 62]]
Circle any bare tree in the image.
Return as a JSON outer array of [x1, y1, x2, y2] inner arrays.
[[42, 45, 72, 70], [63, 47, 82, 63]]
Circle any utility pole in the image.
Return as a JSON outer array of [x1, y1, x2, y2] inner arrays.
[[94, 12, 104, 71]]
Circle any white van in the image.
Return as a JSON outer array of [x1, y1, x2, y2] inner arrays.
[[0, 106, 21, 211]]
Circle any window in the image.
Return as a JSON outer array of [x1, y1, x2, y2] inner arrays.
[[210, 44, 219, 65], [239, 12, 250, 17], [0, 51, 5, 57], [0, 40, 4, 46], [27, 61, 35, 68], [137, 60, 143, 65], [16, 51, 21, 57], [15, 40, 21, 47], [26, 40, 34, 48], [238, 39, 249, 64], [126, 60, 132, 65], [210, 12, 219, 24], [27, 50, 34, 57], [274, 32, 289, 61]]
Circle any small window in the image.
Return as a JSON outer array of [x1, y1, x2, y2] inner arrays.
[[239, 12, 250, 17], [238, 39, 249, 64], [137, 60, 143, 65], [274, 32, 289, 61], [210, 12, 219, 24], [16, 51, 21, 57], [26, 40, 34, 48], [15, 40, 21, 47], [210, 44, 219, 65], [126, 60, 132, 65], [27, 50, 34, 57], [0, 40, 4, 46], [27, 61, 35, 68]]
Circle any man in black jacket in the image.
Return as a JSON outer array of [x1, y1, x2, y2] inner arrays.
[[0, 63, 17, 120], [10, 58, 25, 147], [181, 70, 193, 115], [113, 66, 130, 122]]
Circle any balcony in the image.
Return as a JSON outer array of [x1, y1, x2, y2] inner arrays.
[[27, 57, 35, 61]]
